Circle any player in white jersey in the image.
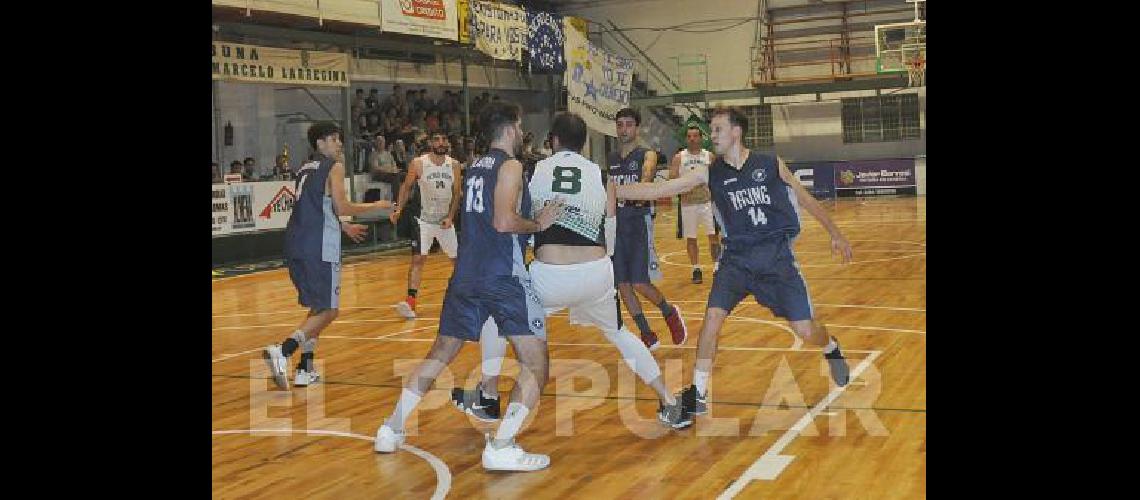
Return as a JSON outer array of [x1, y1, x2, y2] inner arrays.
[[669, 125, 723, 284], [391, 133, 462, 319], [451, 112, 691, 429]]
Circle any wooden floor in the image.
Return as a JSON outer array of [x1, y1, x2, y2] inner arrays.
[[212, 197, 926, 499]]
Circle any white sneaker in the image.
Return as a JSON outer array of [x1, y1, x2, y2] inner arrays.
[[482, 437, 550, 472], [374, 424, 404, 453], [395, 301, 416, 319], [262, 344, 290, 390], [294, 369, 320, 387]]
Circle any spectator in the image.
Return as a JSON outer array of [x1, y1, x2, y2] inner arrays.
[[367, 113, 382, 136], [243, 157, 257, 180], [425, 111, 441, 134], [367, 87, 381, 110], [411, 109, 427, 132], [445, 112, 462, 135], [369, 135, 397, 175], [392, 139, 409, 170], [229, 160, 244, 178]]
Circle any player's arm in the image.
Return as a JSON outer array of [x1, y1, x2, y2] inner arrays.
[[328, 160, 391, 217], [616, 169, 707, 200], [641, 150, 658, 183], [492, 159, 564, 234], [442, 160, 463, 229], [390, 158, 421, 223], [668, 152, 681, 180], [777, 156, 852, 262], [604, 171, 618, 256]]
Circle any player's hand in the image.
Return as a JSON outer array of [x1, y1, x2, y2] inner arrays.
[[535, 197, 567, 231], [342, 222, 369, 243], [830, 232, 853, 263], [440, 217, 453, 229], [389, 209, 401, 224], [374, 200, 393, 210]]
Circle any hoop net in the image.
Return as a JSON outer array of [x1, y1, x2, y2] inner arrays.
[[905, 54, 925, 87]]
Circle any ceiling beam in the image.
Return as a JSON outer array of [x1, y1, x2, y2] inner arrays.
[[630, 74, 911, 106]]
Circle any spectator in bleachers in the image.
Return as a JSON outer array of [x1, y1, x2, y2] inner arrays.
[[426, 111, 441, 135], [368, 87, 382, 110], [243, 157, 257, 180], [411, 109, 427, 133], [370, 135, 397, 175], [229, 160, 244, 178], [352, 88, 366, 123], [392, 139, 409, 170]]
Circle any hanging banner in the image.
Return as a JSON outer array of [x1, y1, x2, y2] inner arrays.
[[380, 0, 459, 41], [211, 43, 349, 87], [470, 0, 527, 61], [563, 17, 633, 136], [458, 0, 471, 44], [527, 9, 566, 73]]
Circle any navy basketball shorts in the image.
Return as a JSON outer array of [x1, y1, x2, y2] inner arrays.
[[286, 258, 341, 311], [707, 238, 813, 321], [439, 274, 547, 341], [611, 212, 663, 284]]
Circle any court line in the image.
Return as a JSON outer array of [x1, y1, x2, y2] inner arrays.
[[718, 350, 883, 498], [212, 429, 450, 500], [211, 326, 436, 363]]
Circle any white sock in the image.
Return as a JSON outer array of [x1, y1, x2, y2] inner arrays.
[[479, 318, 507, 396], [385, 388, 423, 432], [494, 402, 530, 445], [694, 369, 710, 396], [823, 337, 838, 354], [603, 326, 662, 382]]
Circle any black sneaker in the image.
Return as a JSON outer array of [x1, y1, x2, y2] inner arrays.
[[692, 268, 703, 284], [657, 399, 692, 429], [681, 385, 709, 416], [451, 385, 501, 422], [824, 336, 850, 386]]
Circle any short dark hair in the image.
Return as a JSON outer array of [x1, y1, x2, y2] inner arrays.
[[615, 107, 640, 126], [244, 157, 255, 164], [550, 112, 587, 152], [478, 100, 521, 142], [356, 88, 363, 94], [710, 106, 748, 136], [307, 121, 342, 149], [230, 160, 243, 168]]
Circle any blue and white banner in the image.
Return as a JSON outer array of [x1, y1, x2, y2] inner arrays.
[[564, 19, 633, 136]]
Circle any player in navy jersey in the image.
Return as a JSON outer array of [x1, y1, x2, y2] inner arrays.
[[614, 107, 854, 419], [608, 108, 689, 351], [262, 122, 391, 390], [374, 101, 566, 472]]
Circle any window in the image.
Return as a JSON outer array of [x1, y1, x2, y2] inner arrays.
[[842, 94, 921, 143], [741, 104, 774, 150]]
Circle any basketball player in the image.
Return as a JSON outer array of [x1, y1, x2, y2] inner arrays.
[[614, 107, 854, 418], [390, 133, 462, 319], [452, 112, 691, 428], [608, 108, 688, 351], [669, 125, 722, 284], [262, 122, 392, 390], [374, 101, 566, 472]]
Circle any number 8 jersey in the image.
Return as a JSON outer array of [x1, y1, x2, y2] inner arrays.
[[529, 150, 608, 246]]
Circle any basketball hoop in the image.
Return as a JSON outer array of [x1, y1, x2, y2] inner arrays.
[[905, 54, 925, 87]]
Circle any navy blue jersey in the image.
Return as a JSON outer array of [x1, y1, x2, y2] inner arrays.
[[284, 157, 341, 262], [608, 147, 652, 218], [708, 152, 801, 252], [454, 148, 531, 280]]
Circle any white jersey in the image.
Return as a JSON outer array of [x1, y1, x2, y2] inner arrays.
[[529, 150, 608, 242], [416, 154, 456, 224], [678, 149, 712, 205]]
